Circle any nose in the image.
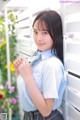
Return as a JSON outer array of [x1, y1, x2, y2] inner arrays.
[[37, 33, 42, 41]]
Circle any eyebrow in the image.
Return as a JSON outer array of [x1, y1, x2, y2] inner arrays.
[[33, 28, 37, 30], [33, 28, 48, 31]]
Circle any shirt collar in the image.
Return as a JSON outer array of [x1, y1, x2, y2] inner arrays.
[[41, 49, 56, 60]]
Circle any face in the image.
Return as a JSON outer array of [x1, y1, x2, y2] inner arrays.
[[33, 20, 53, 51]]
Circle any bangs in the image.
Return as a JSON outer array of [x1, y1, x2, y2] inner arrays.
[[36, 20, 48, 31]]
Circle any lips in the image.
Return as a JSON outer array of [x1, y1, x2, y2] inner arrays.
[[37, 43, 44, 46]]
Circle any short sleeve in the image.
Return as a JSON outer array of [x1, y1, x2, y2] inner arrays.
[[42, 58, 63, 99]]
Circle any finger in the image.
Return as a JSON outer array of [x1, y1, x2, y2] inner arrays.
[[14, 58, 22, 67], [13, 61, 18, 69]]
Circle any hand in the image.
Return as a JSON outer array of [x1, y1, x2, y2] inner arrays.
[[13, 57, 23, 76], [18, 58, 32, 80], [13, 57, 32, 80]]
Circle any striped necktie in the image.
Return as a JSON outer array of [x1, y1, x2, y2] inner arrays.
[[31, 51, 41, 66]]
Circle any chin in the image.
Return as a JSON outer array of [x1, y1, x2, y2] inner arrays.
[[38, 48, 44, 51], [37, 47, 46, 51]]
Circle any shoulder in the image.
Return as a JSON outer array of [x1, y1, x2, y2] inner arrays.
[[41, 56, 64, 74], [45, 56, 63, 68]]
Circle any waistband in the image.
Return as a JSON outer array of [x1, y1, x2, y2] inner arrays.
[[24, 109, 58, 117], [24, 109, 39, 116]]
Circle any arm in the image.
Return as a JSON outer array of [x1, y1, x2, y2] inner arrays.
[[24, 75, 54, 117], [15, 58, 54, 117]]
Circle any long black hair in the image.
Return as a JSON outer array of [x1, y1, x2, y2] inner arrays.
[[33, 10, 63, 63]]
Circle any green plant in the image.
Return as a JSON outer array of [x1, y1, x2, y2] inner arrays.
[[0, 10, 19, 116], [0, 81, 19, 113], [0, 17, 6, 39], [0, 40, 7, 85]]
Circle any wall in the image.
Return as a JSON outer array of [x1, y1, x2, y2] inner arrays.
[[61, 3, 80, 120]]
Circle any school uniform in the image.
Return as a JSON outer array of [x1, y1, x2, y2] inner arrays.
[[17, 49, 67, 120]]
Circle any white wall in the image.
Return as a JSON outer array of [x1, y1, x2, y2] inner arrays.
[[60, 3, 80, 120]]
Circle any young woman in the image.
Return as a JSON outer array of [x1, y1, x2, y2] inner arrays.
[[13, 10, 67, 120]]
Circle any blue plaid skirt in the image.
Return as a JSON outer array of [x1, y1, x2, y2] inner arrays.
[[23, 109, 64, 120]]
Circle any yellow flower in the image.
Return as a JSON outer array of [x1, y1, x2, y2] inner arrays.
[[0, 40, 6, 49], [2, 40, 6, 46], [10, 65, 15, 72], [0, 90, 5, 96], [5, 61, 15, 72], [0, 44, 2, 49], [10, 62, 15, 72], [5, 64, 8, 69]]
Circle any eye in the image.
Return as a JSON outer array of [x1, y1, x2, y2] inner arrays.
[[42, 31, 48, 35], [33, 30, 38, 34]]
